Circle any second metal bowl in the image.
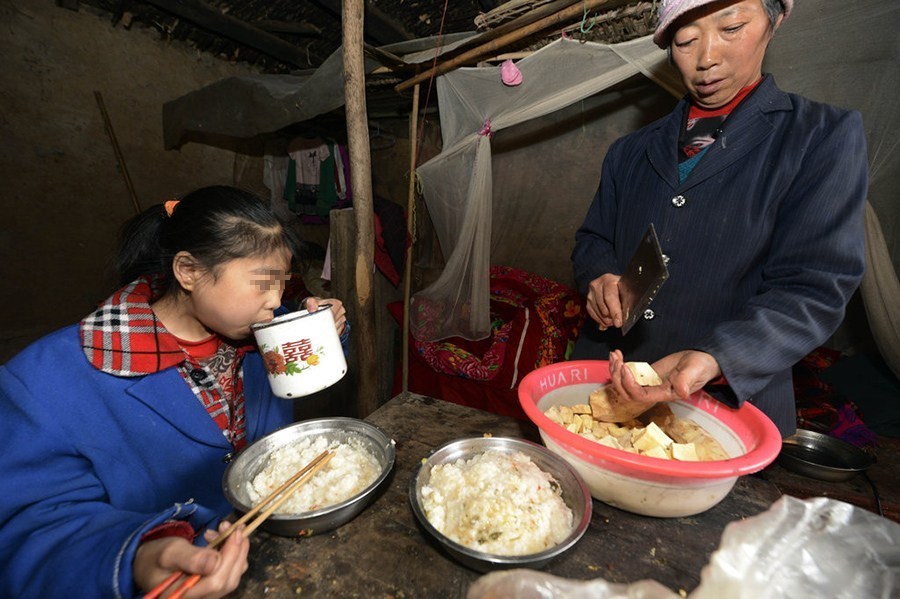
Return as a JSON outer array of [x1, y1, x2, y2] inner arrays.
[[409, 436, 592, 573]]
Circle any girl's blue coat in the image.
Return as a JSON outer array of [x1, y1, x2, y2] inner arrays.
[[0, 324, 293, 598]]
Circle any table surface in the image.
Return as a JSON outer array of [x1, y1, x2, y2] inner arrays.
[[232, 392, 783, 598]]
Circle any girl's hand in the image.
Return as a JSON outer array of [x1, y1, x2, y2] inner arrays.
[[586, 273, 622, 330], [134, 521, 249, 598], [305, 297, 347, 335]]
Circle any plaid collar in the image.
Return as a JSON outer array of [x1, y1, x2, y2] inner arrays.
[[81, 277, 186, 376], [80, 277, 256, 376], [82, 277, 254, 450]]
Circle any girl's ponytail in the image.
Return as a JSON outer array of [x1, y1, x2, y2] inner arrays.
[[115, 186, 302, 288], [116, 203, 169, 285]]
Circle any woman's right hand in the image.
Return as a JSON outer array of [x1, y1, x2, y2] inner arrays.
[[586, 273, 622, 330], [134, 522, 249, 598]]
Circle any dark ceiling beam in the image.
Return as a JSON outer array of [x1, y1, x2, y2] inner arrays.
[[312, 0, 414, 45], [363, 43, 409, 71], [143, 0, 319, 68], [251, 19, 322, 37]]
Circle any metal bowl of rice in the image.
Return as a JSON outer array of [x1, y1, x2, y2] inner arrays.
[[223, 417, 395, 537], [409, 436, 592, 572]]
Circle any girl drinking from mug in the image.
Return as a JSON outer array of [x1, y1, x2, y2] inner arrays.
[[0, 185, 348, 598]]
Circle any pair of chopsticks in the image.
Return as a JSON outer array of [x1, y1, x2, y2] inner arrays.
[[145, 449, 333, 599]]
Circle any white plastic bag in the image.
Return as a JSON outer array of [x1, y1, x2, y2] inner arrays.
[[467, 497, 900, 599], [467, 570, 680, 599], [691, 496, 900, 598]]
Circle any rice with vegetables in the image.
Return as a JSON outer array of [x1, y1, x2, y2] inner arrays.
[[248, 435, 380, 515], [420, 449, 573, 556]]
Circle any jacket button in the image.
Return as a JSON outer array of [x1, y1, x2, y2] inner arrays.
[[223, 452, 234, 464], [661, 253, 671, 265], [190, 369, 207, 383], [643, 309, 656, 320], [671, 195, 686, 207]]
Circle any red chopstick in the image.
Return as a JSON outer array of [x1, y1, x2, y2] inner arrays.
[[144, 450, 333, 598]]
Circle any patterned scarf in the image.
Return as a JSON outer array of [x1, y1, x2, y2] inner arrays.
[[679, 78, 764, 163], [80, 277, 251, 451]]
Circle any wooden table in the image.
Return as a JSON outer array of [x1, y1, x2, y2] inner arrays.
[[233, 392, 782, 598]]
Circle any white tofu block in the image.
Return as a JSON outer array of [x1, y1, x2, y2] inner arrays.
[[643, 444, 671, 460], [632, 422, 674, 452], [672, 442, 699, 461], [597, 435, 622, 450], [625, 362, 663, 386]]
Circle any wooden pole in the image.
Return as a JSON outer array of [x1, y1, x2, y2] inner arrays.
[[395, 0, 627, 93], [401, 84, 420, 393], [342, 0, 379, 417], [329, 209, 358, 417]]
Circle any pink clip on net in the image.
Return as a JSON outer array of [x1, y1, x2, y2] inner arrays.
[[501, 59, 523, 87], [478, 119, 494, 139]]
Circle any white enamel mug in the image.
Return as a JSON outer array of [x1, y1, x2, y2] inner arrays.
[[251, 304, 347, 398]]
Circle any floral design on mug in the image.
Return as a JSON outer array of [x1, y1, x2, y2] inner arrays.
[[262, 348, 287, 374], [261, 342, 326, 376]]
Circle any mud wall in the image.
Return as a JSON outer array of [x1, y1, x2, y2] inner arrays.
[[0, 1, 260, 361]]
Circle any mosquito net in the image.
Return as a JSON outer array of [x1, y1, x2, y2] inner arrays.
[[412, 35, 680, 341]]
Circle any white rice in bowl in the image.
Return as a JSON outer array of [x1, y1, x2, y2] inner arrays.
[[247, 435, 381, 515], [420, 448, 574, 556]]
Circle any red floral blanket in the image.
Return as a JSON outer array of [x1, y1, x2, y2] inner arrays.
[[408, 266, 585, 388]]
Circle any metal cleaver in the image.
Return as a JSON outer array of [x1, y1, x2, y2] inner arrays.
[[618, 224, 669, 336]]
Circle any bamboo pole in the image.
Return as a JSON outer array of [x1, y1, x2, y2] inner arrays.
[[401, 84, 420, 393], [448, 0, 581, 58], [94, 91, 141, 214], [342, 0, 379, 417], [395, 0, 626, 92]]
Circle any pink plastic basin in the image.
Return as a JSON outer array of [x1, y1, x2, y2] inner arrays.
[[518, 360, 782, 517]]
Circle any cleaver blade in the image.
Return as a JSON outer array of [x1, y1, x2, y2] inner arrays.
[[619, 224, 669, 336]]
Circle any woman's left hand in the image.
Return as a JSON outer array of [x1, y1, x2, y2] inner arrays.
[[306, 297, 347, 334], [607, 349, 722, 405]]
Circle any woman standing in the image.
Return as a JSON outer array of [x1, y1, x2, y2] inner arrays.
[[571, 0, 868, 436]]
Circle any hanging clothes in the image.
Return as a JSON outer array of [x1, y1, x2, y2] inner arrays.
[[316, 145, 339, 219], [285, 137, 330, 219], [333, 143, 352, 208], [283, 138, 352, 223], [373, 197, 408, 287]]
